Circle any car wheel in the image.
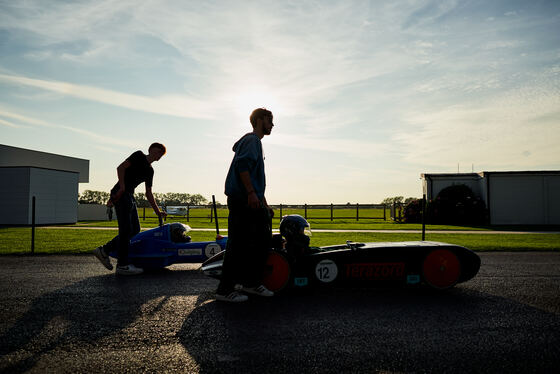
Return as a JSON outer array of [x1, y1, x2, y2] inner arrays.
[[422, 249, 461, 289]]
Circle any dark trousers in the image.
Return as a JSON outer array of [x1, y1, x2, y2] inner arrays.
[[216, 197, 272, 294], [103, 192, 140, 266]]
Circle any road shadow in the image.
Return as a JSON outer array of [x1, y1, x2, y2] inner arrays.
[[0, 267, 207, 374], [178, 285, 560, 373]]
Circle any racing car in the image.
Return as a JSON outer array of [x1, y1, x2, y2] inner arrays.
[[107, 221, 226, 269], [201, 215, 481, 291]]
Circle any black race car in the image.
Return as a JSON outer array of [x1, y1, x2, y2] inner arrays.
[[201, 215, 481, 292]]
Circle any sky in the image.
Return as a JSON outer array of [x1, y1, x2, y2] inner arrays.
[[1, 0, 559, 204]]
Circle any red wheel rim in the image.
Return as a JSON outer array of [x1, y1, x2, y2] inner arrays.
[[422, 249, 461, 289], [262, 252, 291, 292]]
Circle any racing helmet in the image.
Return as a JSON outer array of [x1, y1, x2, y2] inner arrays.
[[279, 214, 311, 239], [280, 215, 311, 257], [170, 222, 192, 243]]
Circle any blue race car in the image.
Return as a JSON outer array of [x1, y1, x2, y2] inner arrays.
[[108, 222, 226, 269]]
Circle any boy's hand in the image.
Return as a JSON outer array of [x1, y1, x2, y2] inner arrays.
[[248, 191, 260, 209], [112, 188, 125, 203]]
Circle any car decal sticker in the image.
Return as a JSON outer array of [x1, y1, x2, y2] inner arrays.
[[204, 243, 221, 258], [315, 259, 338, 283], [178, 248, 202, 256], [407, 274, 420, 284], [345, 262, 405, 280]]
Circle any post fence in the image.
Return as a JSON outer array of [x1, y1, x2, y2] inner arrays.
[[31, 196, 36, 254], [421, 195, 426, 241], [155, 202, 392, 222]]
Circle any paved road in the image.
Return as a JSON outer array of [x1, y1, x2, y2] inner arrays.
[[1, 253, 559, 373]]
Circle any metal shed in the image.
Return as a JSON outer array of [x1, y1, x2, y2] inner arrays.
[[421, 171, 560, 225], [0, 144, 89, 225]]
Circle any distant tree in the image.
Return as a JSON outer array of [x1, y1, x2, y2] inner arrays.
[[403, 199, 423, 223], [78, 190, 110, 205], [134, 193, 149, 207], [153, 192, 166, 205], [381, 196, 404, 205], [189, 194, 208, 205], [117, 192, 210, 207], [141, 192, 210, 206], [382, 196, 418, 205]]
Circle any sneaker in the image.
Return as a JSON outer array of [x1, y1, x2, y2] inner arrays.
[[93, 246, 113, 270], [242, 285, 274, 297], [116, 264, 144, 275], [215, 291, 249, 303]]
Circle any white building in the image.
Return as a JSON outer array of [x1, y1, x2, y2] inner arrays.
[[0, 144, 89, 225], [421, 171, 560, 225]]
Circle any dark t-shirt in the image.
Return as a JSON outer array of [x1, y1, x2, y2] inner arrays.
[[111, 151, 154, 195]]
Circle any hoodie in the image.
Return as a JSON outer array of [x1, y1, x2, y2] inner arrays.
[[224, 132, 266, 200]]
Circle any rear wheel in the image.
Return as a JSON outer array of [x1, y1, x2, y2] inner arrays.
[[422, 249, 461, 289], [262, 251, 291, 292]]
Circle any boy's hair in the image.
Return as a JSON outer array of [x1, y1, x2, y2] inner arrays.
[[149, 142, 167, 155], [250, 108, 273, 128]]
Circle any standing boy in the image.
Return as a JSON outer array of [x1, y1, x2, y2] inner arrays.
[[216, 108, 275, 302]]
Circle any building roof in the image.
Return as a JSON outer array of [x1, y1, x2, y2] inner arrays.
[[0, 144, 89, 182], [421, 170, 560, 179]]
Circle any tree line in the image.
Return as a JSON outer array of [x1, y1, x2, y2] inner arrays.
[[78, 190, 208, 207], [381, 196, 418, 205], [79, 191, 417, 208]]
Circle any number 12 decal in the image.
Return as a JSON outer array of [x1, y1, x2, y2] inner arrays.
[[315, 259, 338, 283]]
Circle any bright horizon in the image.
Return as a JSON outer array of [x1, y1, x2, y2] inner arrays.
[[1, 1, 559, 204]]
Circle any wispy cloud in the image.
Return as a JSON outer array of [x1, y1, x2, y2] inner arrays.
[[394, 75, 560, 169], [0, 118, 22, 128], [269, 133, 390, 158], [0, 74, 217, 120], [0, 108, 137, 148]]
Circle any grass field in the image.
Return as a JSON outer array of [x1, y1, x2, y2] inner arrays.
[[2, 206, 559, 254], [75, 206, 494, 231], [1, 227, 559, 255]]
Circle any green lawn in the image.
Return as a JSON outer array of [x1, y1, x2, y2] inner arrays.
[[75, 210, 493, 231], [1, 227, 558, 255]]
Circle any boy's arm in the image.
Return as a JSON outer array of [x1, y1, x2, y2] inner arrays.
[[145, 187, 166, 217], [240, 171, 260, 209], [112, 160, 131, 203]]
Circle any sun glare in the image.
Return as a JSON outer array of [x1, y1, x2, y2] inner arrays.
[[234, 88, 282, 118]]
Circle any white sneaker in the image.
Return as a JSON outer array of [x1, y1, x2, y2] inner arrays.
[[93, 246, 113, 270], [242, 285, 274, 297], [116, 264, 143, 275], [215, 291, 249, 303]]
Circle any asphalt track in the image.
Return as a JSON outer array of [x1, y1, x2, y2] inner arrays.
[[1, 252, 559, 373]]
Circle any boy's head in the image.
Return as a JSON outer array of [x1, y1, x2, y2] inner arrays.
[[250, 108, 273, 128], [148, 142, 166, 161]]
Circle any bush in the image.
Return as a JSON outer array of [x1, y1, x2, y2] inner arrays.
[[427, 184, 486, 225], [403, 199, 423, 223]]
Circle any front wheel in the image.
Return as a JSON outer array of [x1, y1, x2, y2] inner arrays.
[[422, 249, 461, 289]]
